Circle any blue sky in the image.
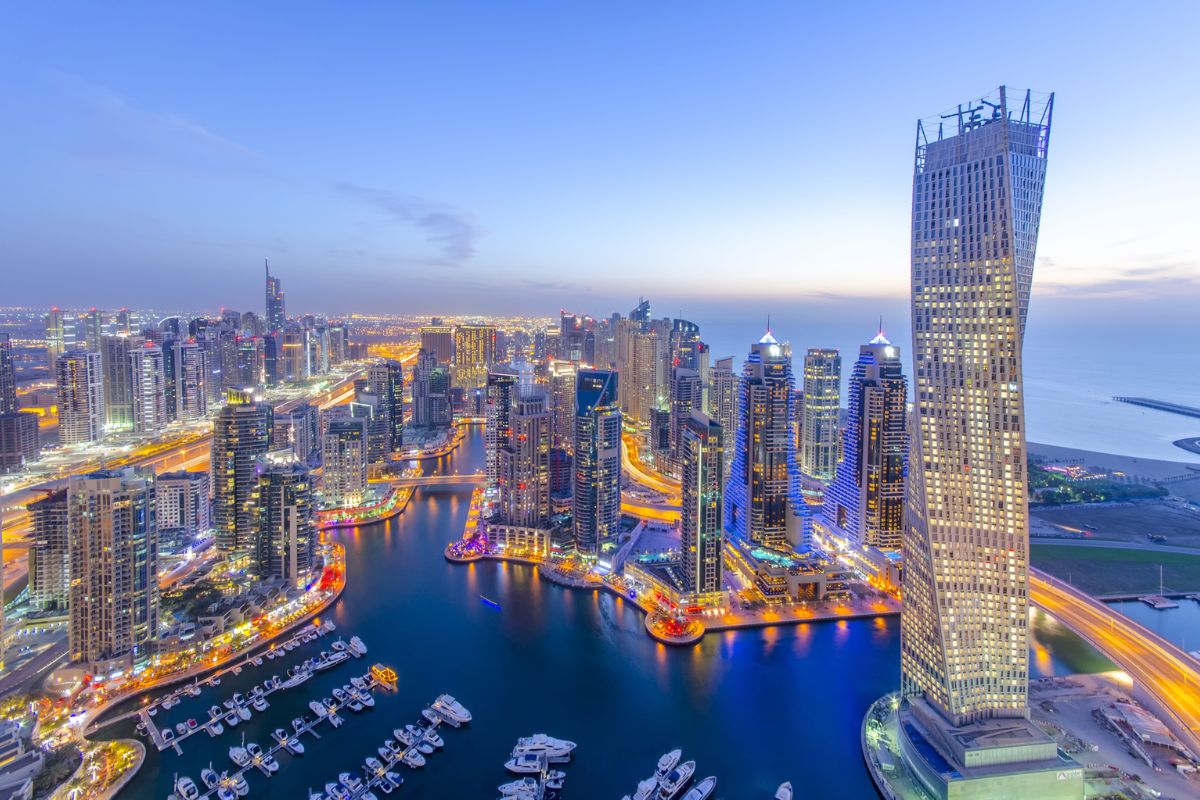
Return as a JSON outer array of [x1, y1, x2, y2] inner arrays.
[[2, 2, 1198, 322]]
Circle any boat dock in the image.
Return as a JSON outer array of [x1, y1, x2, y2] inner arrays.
[[314, 697, 452, 799], [1137, 595, 1180, 610], [184, 669, 393, 800], [1112, 396, 1200, 420]]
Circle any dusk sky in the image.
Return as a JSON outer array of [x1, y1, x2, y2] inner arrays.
[[3, 2, 1198, 324]]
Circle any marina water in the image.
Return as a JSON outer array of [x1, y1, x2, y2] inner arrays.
[[102, 429, 1109, 799]]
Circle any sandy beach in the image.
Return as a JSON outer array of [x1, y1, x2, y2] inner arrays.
[[1029, 441, 1200, 481]]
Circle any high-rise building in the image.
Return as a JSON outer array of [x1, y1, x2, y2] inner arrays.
[[820, 333, 907, 551], [708, 357, 737, 483], [668, 367, 703, 463], [547, 361, 577, 453], [55, 350, 104, 445], [886, 89, 1075, 800], [367, 360, 404, 452], [211, 388, 273, 551], [28, 489, 69, 612], [100, 335, 139, 432], [498, 390, 552, 528], [485, 367, 519, 487], [322, 417, 368, 506], [572, 369, 621, 561], [79, 308, 104, 353], [171, 340, 208, 421], [800, 348, 841, 481], [45, 307, 74, 365], [255, 450, 316, 587], [236, 336, 268, 389], [0, 334, 16, 415], [129, 342, 167, 433], [265, 259, 286, 334], [680, 412, 724, 598], [274, 403, 319, 465], [157, 471, 211, 553], [625, 328, 663, 424], [412, 349, 452, 429], [420, 324, 455, 366], [724, 332, 807, 551], [453, 324, 495, 390], [67, 469, 158, 672], [0, 412, 40, 473]]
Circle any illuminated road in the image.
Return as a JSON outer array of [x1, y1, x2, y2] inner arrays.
[[1029, 569, 1200, 753], [374, 473, 485, 487], [621, 433, 679, 497]]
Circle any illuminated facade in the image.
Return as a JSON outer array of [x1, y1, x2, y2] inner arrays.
[[55, 350, 104, 445], [100, 334, 138, 432], [572, 369, 621, 559], [547, 360, 577, 453], [322, 418, 368, 506], [499, 390, 552, 528], [420, 324, 455, 366], [67, 469, 158, 671], [211, 388, 273, 551], [255, 450, 316, 587], [901, 87, 1053, 726], [453, 324, 495, 390], [820, 333, 907, 551], [130, 342, 167, 433], [708, 356, 737, 486], [485, 367, 519, 487], [800, 348, 841, 481], [265, 259, 285, 334], [680, 412, 724, 597], [724, 333, 807, 551]]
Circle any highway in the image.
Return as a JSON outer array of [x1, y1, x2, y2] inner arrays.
[[1029, 569, 1200, 754]]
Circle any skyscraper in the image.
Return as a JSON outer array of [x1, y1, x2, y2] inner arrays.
[[171, 340, 208, 421], [367, 359, 404, 452], [820, 332, 907, 551], [681, 412, 724, 598], [28, 489, 69, 612], [67, 469, 158, 672], [708, 356, 737, 485], [0, 334, 16, 414], [255, 450, 316, 587], [547, 361, 577, 453], [485, 367, 519, 488], [55, 350, 104, 445], [0, 412, 40, 473], [274, 403, 319, 465], [419, 323, 455, 366], [412, 349, 451, 429], [800, 348, 841, 481], [668, 367, 703, 465], [498, 390, 552, 528], [129, 342, 167, 434], [211, 388, 273, 551], [884, 88, 1075, 800], [265, 259, 285, 334], [45, 307, 73, 365], [724, 332, 807, 551], [572, 369, 621, 561], [322, 418, 368, 506], [79, 308, 104, 353], [100, 334, 139, 432], [453, 324, 495, 390], [156, 471, 211, 552]]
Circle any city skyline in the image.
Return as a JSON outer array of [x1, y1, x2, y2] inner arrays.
[[2, 4, 1198, 324]]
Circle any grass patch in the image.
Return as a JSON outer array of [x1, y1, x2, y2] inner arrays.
[[1031, 544, 1200, 596]]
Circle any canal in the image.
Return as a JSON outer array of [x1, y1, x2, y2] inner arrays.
[[108, 427, 1110, 799]]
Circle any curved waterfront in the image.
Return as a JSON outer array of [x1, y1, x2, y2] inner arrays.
[[106, 428, 1106, 799]]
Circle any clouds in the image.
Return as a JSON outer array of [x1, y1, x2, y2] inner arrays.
[[335, 182, 483, 266], [1035, 252, 1200, 300]]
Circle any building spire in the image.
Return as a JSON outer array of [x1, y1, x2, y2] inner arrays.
[[265, 257, 270, 277]]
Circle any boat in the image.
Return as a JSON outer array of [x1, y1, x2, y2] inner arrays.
[[384, 739, 403, 756], [332, 687, 350, 704], [309, 700, 329, 718], [339, 772, 363, 792], [324, 783, 350, 800], [499, 777, 539, 796], [365, 756, 385, 775], [209, 705, 224, 721], [252, 657, 263, 667], [229, 745, 250, 768], [657, 761, 696, 799], [209, 676, 221, 687], [379, 745, 395, 761], [236, 705, 251, 721], [682, 776, 717, 800], [384, 772, 404, 792], [328, 713, 344, 728], [187, 719, 199, 730], [262, 753, 280, 773], [480, 595, 502, 610], [774, 782, 793, 800], [176, 722, 188, 735], [273, 728, 304, 756], [512, 732, 576, 762], [394, 728, 415, 746], [347, 698, 364, 713], [632, 776, 659, 800], [504, 752, 547, 774], [293, 717, 308, 733], [322, 620, 336, 633], [208, 720, 224, 737], [348, 636, 367, 657], [421, 728, 444, 748], [228, 773, 249, 797], [187, 684, 202, 697], [174, 775, 201, 800], [224, 711, 239, 728], [421, 707, 440, 725], [232, 666, 242, 675], [354, 688, 375, 708], [402, 749, 426, 768], [331, 638, 347, 652], [283, 668, 312, 689], [656, 749, 682, 779], [547, 771, 565, 790], [246, 742, 265, 763], [201, 768, 220, 790], [351, 676, 368, 691], [251, 696, 269, 713], [314, 651, 350, 671], [432, 693, 471, 725], [161, 728, 175, 744]]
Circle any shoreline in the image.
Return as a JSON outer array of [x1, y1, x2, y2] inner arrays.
[[1029, 440, 1200, 480]]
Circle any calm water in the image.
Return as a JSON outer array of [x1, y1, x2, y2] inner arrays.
[[106, 429, 1108, 799], [1109, 600, 1200, 654]]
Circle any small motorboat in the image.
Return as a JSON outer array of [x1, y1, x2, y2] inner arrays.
[[324, 783, 350, 800], [174, 774, 201, 800], [365, 756, 385, 775], [229, 746, 250, 768], [251, 695, 269, 713], [328, 713, 344, 728], [657, 760, 696, 800], [339, 772, 363, 792], [681, 776, 716, 800], [774, 781, 793, 800], [208, 720, 224, 737], [224, 711, 239, 728], [402, 749, 425, 768], [656, 749, 682, 780], [227, 772, 249, 798]]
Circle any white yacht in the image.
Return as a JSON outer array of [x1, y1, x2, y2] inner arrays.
[[394, 727, 415, 746], [207, 719, 224, 737], [331, 639, 347, 652], [283, 667, 312, 689], [657, 760, 696, 800], [229, 745, 250, 768], [402, 749, 426, 768], [365, 756, 385, 775], [499, 777, 540, 796], [308, 700, 328, 717], [421, 707, 441, 725], [656, 749, 682, 780], [174, 775, 201, 800], [324, 782, 350, 800], [682, 776, 716, 800], [224, 711, 240, 728], [432, 694, 471, 725], [632, 776, 659, 800], [421, 728, 444, 748], [774, 781, 793, 800], [227, 773, 249, 797], [512, 733, 576, 762], [504, 752, 547, 774], [348, 636, 367, 657], [251, 695, 269, 713]]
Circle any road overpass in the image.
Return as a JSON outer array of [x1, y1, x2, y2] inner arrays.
[[373, 474, 485, 488], [1029, 569, 1200, 754]]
